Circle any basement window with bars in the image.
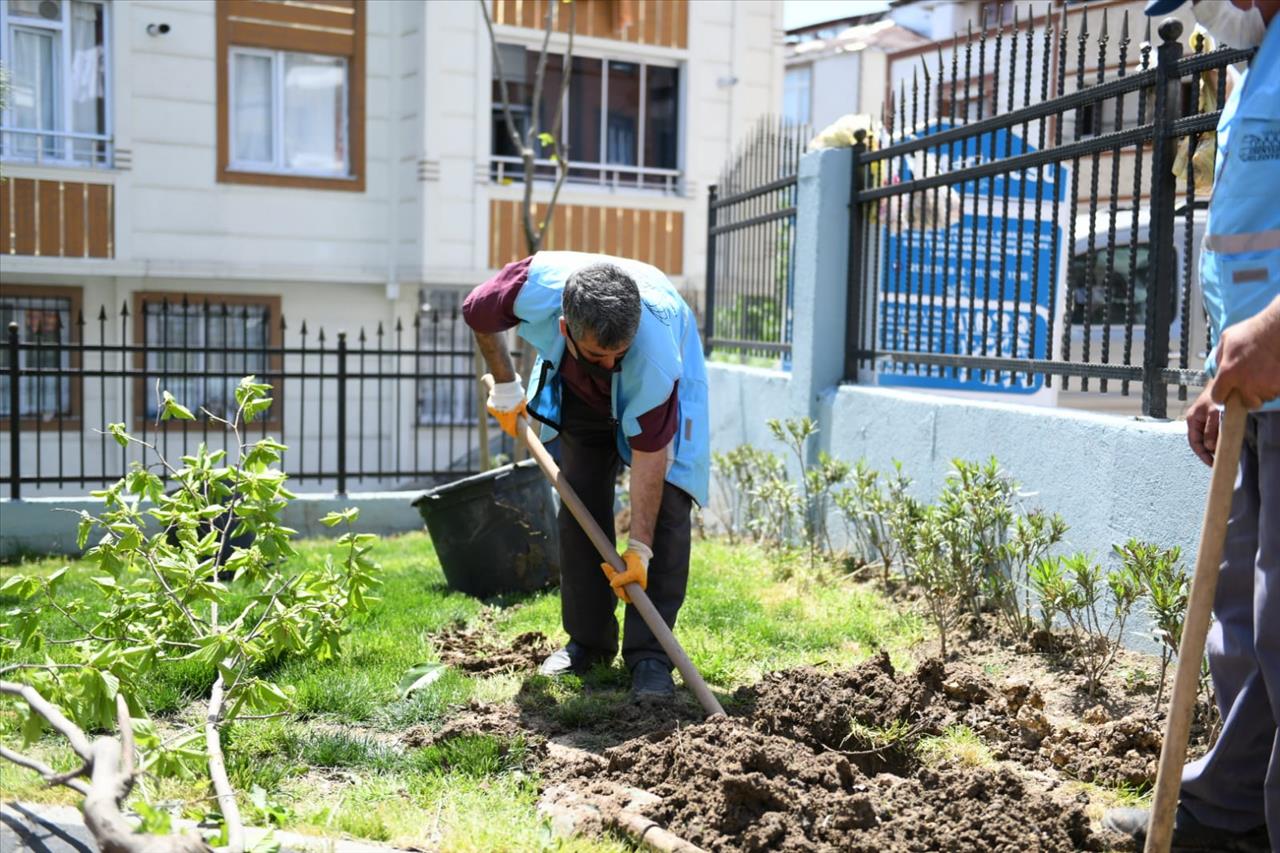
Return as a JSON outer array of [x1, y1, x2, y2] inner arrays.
[[0, 288, 79, 420], [417, 290, 478, 426], [137, 296, 279, 423]]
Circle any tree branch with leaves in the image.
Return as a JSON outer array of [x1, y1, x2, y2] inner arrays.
[[0, 378, 381, 853]]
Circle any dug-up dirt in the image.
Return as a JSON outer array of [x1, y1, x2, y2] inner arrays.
[[407, 625, 1161, 853]]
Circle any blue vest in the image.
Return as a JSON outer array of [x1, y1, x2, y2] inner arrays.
[[513, 251, 710, 506], [1202, 23, 1280, 411]]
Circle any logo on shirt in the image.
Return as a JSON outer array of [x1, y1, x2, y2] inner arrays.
[[1240, 130, 1280, 162]]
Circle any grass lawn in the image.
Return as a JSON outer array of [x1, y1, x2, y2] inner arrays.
[[0, 531, 923, 851]]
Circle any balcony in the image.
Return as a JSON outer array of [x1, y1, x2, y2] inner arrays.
[[489, 198, 683, 274], [0, 176, 114, 259], [1, 127, 114, 170]]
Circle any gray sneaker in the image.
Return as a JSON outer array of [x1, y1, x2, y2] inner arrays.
[[538, 641, 612, 676], [630, 659, 675, 701], [1101, 806, 1270, 853]]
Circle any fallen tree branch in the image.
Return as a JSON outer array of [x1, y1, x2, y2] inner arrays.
[[0, 679, 94, 760], [0, 745, 91, 796], [1, 681, 212, 852]]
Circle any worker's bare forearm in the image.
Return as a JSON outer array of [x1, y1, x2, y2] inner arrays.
[[474, 331, 517, 384], [628, 446, 667, 548]]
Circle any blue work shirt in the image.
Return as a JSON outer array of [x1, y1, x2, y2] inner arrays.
[[1202, 21, 1280, 411], [513, 252, 711, 506]]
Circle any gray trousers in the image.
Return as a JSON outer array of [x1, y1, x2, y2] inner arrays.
[[555, 389, 692, 671], [1182, 411, 1280, 841]]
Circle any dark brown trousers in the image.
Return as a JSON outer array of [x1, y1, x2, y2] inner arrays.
[[555, 388, 692, 671]]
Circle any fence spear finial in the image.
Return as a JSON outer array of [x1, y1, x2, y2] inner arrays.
[[119, 300, 129, 318], [97, 305, 107, 322]]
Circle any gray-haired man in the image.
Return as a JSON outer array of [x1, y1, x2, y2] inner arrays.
[[463, 252, 710, 701]]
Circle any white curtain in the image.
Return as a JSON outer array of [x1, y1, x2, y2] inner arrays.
[[10, 28, 56, 159], [283, 53, 345, 174], [233, 53, 274, 164], [69, 0, 106, 163]]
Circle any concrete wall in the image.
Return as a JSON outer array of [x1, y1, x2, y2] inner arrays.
[[0, 492, 425, 560]]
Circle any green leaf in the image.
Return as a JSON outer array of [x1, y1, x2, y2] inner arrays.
[[20, 710, 44, 745], [76, 513, 93, 550], [160, 391, 196, 421], [397, 662, 446, 699], [108, 422, 130, 448], [537, 132, 555, 147], [134, 801, 173, 835]]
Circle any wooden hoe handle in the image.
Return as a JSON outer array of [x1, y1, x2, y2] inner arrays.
[[1145, 395, 1249, 853], [482, 375, 725, 717]]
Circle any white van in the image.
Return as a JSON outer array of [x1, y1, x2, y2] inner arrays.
[[1058, 207, 1209, 417]]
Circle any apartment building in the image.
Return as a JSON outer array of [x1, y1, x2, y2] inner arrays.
[[0, 0, 782, 493]]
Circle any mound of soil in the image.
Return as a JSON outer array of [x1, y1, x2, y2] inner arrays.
[[431, 622, 553, 674], [534, 655, 1125, 851], [581, 715, 1104, 852]]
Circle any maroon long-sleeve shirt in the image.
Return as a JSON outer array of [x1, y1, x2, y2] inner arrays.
[[463, 257, 678, 452]]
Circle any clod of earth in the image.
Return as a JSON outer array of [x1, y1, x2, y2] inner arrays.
[[430, 621, 555, 674]]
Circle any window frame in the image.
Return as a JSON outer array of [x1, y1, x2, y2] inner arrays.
[[489, 42, 684, 194], [0, 0, 114, 169], [0, 283, 84, 431], [215, 0, 365, 193], [130, 291, 284, 431], [227, 45, 351, 180]]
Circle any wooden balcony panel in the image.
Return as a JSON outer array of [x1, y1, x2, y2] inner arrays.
[[491, 0, 688, 49], [489, 198, 684, 274], [0, 178, 114, 259]]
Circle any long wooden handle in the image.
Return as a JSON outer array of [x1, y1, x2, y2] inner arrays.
[[1145, 396, 1248, 853], [483, 375, 725, 717]]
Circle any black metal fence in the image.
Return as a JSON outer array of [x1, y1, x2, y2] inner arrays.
[[2, 296, 515, 498], [704, 116, 810, 363], [844, 10, 1250, 418]]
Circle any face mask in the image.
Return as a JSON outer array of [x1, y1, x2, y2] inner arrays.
[[565, 326, 624, 382], [1194, 0, 1267, 49]]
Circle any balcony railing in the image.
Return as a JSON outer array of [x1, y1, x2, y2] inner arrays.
[[0, 127, 114, 169], [490, 155, 682, 195]]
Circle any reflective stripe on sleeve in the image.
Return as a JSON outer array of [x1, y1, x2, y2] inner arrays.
[[1204, 229, 1280, 254]]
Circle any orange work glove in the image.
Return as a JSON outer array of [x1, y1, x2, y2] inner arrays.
[[486, 376, 527, 438], [602, 541, 653, 604]]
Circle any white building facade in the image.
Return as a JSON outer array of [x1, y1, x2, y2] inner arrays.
[[0, 0, 783, 495]]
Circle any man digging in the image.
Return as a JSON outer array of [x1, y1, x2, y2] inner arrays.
[[1104, 1, 1280, 850], [463, 252, 709, 702]]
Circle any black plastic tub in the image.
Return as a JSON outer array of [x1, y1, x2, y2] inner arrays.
[[412, 460, 560, 598]]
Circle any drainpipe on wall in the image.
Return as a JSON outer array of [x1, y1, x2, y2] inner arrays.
[[385, 2, 400, 304]]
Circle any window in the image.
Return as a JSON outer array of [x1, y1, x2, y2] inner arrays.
[[784, 65, 812, 126], [0, 0, 111, 167], [0, 285, 82, 423], [134, 294, 281, 424], [491, 46, 681, 192], [417, 290, 478, 426], [229, 47, 349, 177], [1068, 244, 1151, 325], [981, 1, 1016, 30], [216, 0, 364, 191]]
